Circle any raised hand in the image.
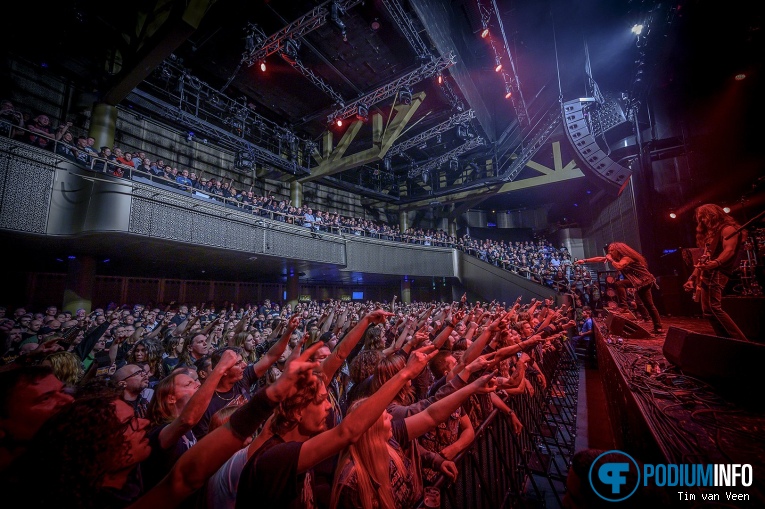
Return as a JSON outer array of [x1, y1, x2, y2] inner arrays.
[[215, 348, 240, 372], [366, 308, 393, 324], [287, 315, 301, 331], [469, 371, 498, 394], [402, 345, 438, 379], [267, 340, 323, 401]]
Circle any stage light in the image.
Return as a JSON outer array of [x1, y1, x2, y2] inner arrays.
[[481, 27, 489, 38], [723, 206, 731, 213], [631, 24, 644, 36], [494, 56, 502, 73], [437, 73, 443, 85], [336, 118, 343, 127], [669, 212, 677, 219], [735, 73, 746, 81], [504, 84, 512, 99], [259, 61, 266, 72], [399, 87, 412, 105], [356, 104, 369, 121]]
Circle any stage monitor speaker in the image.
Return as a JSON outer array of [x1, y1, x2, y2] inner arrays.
[[605, 310, 652, 339], [563, 99, 632, 196], [663, 326, 765, 394], [722, 296, 765, 342]]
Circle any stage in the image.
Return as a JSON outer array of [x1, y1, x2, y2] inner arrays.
[[593, 313, 765, 506]]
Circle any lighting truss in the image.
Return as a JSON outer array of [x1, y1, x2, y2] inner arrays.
[[129, 89, 309, 176], [382, 0, 431, 59], [241, 1, 363, 67], [137, 61, 312, 176], [408, 137, 485, 179], [282, 54, 346, 106], [497, 105, 561, 182], [440, 76, 465, 112], [488, 0, 529, 125], [388, 109, 476, 157], [327, 52, 457, 124]]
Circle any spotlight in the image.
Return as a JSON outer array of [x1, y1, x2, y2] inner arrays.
[[481, 27, 490, 38], [504, 84, 512, 99], [437, 73, 443, 85], [631, 24, 644, 36], [494, 56, 502, 73], [399, 87, 412, 105], [260, 61, 266, 72], [723, 206, 731, 213], [735, 73, 746, 81], [669, 212, 677, 219], [336, 118, 343, 127], [331, 2, 347, 41], [356, 104, 369, 121]]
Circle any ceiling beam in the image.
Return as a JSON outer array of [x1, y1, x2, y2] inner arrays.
[[300, 92, 426, 182], [399, 141, 585, 210], [409, 0, 496, 142], [103, 0, 216, 105]]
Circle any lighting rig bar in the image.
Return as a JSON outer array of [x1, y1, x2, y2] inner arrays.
[[241, 1, 362, 67], [497, 105, 561, 182], [440, 76, 466, 112], [327, 52, 456, 124], [282, 55, 346, 106], [130, 89, 309, 176], [489, 0, 529, 124], [408, 137, 485, 179], [382, 0, 431, 58], [137, 62, 313, 176], [388, 109, 476, 157]]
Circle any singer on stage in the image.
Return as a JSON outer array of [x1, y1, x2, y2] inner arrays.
[[576, 242, 663, 334]]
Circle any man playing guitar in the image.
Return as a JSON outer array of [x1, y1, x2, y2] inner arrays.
[[683, 204, 749, 340]]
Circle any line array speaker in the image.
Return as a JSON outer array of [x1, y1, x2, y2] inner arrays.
[[563, 99, 632, 196]]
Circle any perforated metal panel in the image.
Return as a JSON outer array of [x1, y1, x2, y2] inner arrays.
[[345, 237, 455, 277], [0, 140, 54, 233]]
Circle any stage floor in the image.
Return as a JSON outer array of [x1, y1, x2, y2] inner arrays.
[[594, 314, 765, 506]]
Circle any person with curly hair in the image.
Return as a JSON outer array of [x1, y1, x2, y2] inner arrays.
[[128, 338, 165, 388], [41, 350, 84, 387], [576, 241, 663, 334], [683, 204, 749, 340], [18, 342, 325, 509]]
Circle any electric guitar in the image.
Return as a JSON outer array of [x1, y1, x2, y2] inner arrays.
[[690, 243, 711, 302]]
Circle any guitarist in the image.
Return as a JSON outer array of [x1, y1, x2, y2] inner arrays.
[[683, 204, 749, 340]]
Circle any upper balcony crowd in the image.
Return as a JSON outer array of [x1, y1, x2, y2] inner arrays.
[[1, 100, 575, 292]]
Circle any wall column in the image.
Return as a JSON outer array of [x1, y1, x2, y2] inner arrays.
[[286, 271, 299, 309], [290, 181, 303, 209], [63, 255, 97, 314], [89, 103, 118, 152], [399, 210, 409, 234], [401, 278, 411, 304]]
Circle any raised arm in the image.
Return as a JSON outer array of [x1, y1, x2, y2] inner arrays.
[[296, 345, 438, 473], [155, 349, 238, 449], [131, 342, 324, 509], [404, 371, 496, 440], [321, 308, 393, 381], [252, 315, 299, 377]]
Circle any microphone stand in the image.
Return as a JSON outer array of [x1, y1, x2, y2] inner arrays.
[[724, 209, 765, 240]]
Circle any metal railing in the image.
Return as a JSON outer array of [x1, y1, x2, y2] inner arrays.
[[420, 339, 580, 509]]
